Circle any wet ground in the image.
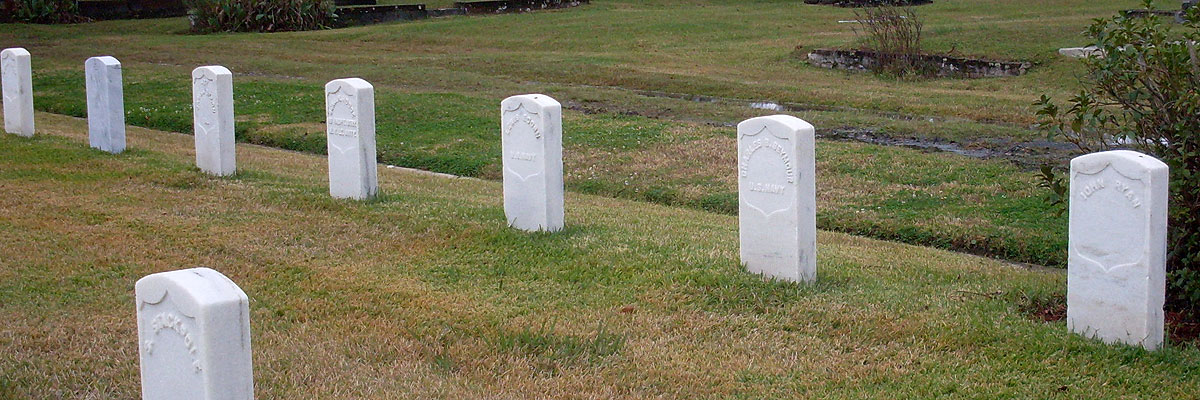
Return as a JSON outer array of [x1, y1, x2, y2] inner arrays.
[[820, 127, 1079, 169], [560, 85, 1081, 169]]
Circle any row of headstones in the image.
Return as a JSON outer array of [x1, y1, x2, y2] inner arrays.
[[0, 47, 1174, 396]]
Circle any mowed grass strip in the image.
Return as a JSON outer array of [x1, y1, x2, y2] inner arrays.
[[0, 0, 1105, 266], [23, 66, 1068, 266], [0, 0, 1155, 126], [0, 113, 1197, 399]]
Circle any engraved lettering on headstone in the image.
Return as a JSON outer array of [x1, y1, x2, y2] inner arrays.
[[740, 127, 796, 218], [1, 54, 15, 105], [136, 267, 254, 399], [509, 151, 537, 161], [748, 182, 786, 194], [503, 103, 542, 181], [192, 74, 217, 138], [737, 115, 817, 283], [1113, 180, 1142, 208], [146, 312, 203, 373], [191, 66, 236, 176], [325, 78, 377, 200], [1072, 167, 1147, 273], [500, 94, 564, 232], [1067, 150, 1168, 350], [1079, 179, 1105, 199], [327, 88, 359, 139]]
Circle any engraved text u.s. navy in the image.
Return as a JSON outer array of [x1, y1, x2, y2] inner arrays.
[[326, 86, 360, 157], [740, 127, 796, 218], [503, 103, 543, 182]]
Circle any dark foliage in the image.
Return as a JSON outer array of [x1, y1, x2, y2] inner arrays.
[[0, 0, 87, 23], [186, 0, 338, 33], [804, 0, 931, 7], [1035, 0, 1200, 313]]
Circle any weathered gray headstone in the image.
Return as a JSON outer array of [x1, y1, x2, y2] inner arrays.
[[1058, 46, 1105, 58], [1068, 150, 1168, 350], [325, 78, 378, 200], [86, 56, 125, 153], [1, 47, 34, 137], [192, 66, 236, 176], [500, 94, 563, 232], [738, 115, 817, 282], [135, 267, 253, 400]]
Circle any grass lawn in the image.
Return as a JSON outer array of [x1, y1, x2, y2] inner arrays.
[[1, 113, 1199, 398], [7, 0, 1186, 267], [2, 0, 1101, 266]]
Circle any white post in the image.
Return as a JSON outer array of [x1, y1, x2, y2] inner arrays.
[[1, 47, 34, 137], [501, 94, 564, 232], [1067, 150, 1168, 350], [737, 115, 817, 282], [86, 56, 126, 154], [325, 78, 378, 200], [192, 66, 236, 176], [135, 267, 254, 400]]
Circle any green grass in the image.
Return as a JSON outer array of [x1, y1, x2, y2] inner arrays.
[[5, 0, 1164, 266], [17, 61, 1068, 266], [1, 112, 1198, 398]]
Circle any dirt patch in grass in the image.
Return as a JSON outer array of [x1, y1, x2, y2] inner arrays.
[[1016, 292, 1200, 345], [1167, 312, 1200, 344], [1019, 293, 1067, 322]]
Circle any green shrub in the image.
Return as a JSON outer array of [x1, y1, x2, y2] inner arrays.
[[1, 0, 85, 23], [1034, 0, 1200, 312], [186, 0, 338, 33]]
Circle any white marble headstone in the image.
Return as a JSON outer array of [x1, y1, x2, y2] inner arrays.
[[86, 56, 126, 154], [192, 66, 236, 176], [1068, 150, 1168, 350], [325, 78, 378, 200], [500, 94, 564, 232], [738, 115, 817, 282], [1, 47, 34, 137], [135, 267, 253, 400]]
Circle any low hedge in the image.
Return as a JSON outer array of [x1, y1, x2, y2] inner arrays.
[[186, 0, 338, 33], [1, 0, 86, 23]]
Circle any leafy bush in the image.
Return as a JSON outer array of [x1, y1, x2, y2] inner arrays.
[[186, 0, 338, 33], [804, 0, 931, 6], [1034, 0, 1200, 312], [850, 3, 927, 76], [1, 0, 86, 23]]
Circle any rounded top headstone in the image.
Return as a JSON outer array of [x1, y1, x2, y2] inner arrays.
[[325, 77, 372, 92], [86, 56, 121, 68], [135, 267, 249, 318], [192, 65, 231, 78], [502, 93, 561, 111], [1, 47, 30, 57], [737, 114, 814, 137], [1071, 150, 1168, 177]]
